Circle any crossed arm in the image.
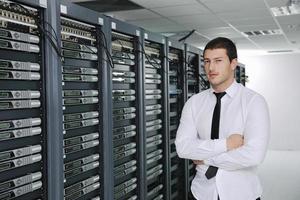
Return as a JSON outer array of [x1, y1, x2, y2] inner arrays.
[[175, 95, 270, 170]]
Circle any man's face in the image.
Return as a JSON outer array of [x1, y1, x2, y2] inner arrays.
[[203, 48, 237, 88]]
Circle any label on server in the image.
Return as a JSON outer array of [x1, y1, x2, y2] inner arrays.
[[0, 127, 41, 141], [112, 77, 135, 84], [113, 107, 136, 115], [112, 71, 135, 78], [127, 195, 138, 200], [146, 139, 162, 148], [64, 119, 99, 130], [62, 49, 97, 60], [147, 169, 163, 181], [114, 178, 137, 193], [63, 111, 99, 122], [146, 149, 163, 160], [0, 118, 41, 131], [114, 160, 136, 174], [64, 161, 99, 179], [114, 148, 136, 161], [64, 140, 99, 155], [62, 74, 98, 82], [145, 79, 161, 84], [112, 89, 135, 96], [0, 181, 42, 199], [63, 90, 98, 97], [145, 94, 161, 100], [113, 113, 136, 121], [61, 41, 97, 53], [64, 132, 99, 147], [114, 183, 137, 200], [145, 109, 162, 116], [145, 89, 161, 95], [62, 66, 98, 75], [64, 175, 99, 196], [0, 154, 42, 173], [63, 97, 98, 106], [113, 125, 136, 134], [113, 58, 135, 66], [0, 59, 40, 71], [113, 131, 136, 141], [0, 28, 39, 43], [0, 100, 40, 110], [65, 182, 100, 200], [0, 90, 40, 99], [146, 119, 162, 127], [146, 135, 162, 143], [146, 155, 163, 165], [145, 104, 161, 111], [113, 95, 135, 102], [64, 154, 99, 171], [146, 124, 162, 132], [114, 142, 136, 154], [153, 194, 164, 200], [147, 164, 162, 176], [145, 74, 161, 79], [0, 70, 40, 80], [0, 145, 41, 162], [112, 50, 135, 60], [0, 171, 41, 193], [0, 39, 39, 52], [114, 166, 137, 179]]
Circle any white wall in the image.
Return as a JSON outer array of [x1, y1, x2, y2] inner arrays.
[[239, 53, 300, 151]]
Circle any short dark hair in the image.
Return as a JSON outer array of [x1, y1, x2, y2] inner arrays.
[[203, 37, 237, 62]]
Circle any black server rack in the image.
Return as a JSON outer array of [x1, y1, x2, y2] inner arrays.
[[235, 64, 246, 86], [108, 17, 142, 200], [0, 0, 47, 199], [142, 30, 167, 200], [199, 53, 210, 91], [166, 39, 186, 200], [184, 44, 201, 199], [59, 1, 105, 199]]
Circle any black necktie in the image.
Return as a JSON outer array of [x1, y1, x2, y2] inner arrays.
[[205, 92, 226, 179]]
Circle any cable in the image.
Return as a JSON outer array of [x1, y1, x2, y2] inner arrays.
[[178, 29, 196, 42], [8, 2, 62, 56]]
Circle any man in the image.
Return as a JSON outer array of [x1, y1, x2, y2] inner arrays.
[[175, 37, 270, 200]]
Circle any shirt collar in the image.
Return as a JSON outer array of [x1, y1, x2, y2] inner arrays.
[[209, 80, 239, 99]]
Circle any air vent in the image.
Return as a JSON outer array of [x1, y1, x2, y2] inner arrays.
[[243, 29, 282, 37], [267, 50, 294, 53], [271, 4, 300, 16]]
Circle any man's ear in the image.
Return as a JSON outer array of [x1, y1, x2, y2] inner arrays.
[[230, 58, 238, 70]]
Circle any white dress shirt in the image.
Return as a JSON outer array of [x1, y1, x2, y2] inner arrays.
[[175, 80, 270, 200]]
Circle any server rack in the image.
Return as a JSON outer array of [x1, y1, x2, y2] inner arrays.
[[184, 44, 201, 199], [108, 17, 143, 200], [141, 30, 168, 200], [0, 0, 48, 199], [199, 53, 210, 91], [235, 63, 246, 86], [166, 39, 186, 200], [59, 1, 105, 199]]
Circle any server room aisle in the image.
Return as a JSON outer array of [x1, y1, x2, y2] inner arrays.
[[258, 150, 300, 200]]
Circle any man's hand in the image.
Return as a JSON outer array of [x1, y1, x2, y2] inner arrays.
[[193, 160, 204, 165], [226, 134, 244, 151]]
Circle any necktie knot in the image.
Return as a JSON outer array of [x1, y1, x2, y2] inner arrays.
[[214, 92, 226, 101]]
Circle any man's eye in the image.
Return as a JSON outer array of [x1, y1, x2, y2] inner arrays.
[[216, 60, 222, 62]]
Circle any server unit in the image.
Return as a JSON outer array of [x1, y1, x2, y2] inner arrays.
[[142, 30, 167, 200], [184, 44, 201, 198], [109, 17, 142, 200], [166, 39, 186, 200], [199, 53, 210, 91], [0, 0, 45, 199], [235, 64, 246, 86], [59, 2, 104, 199]]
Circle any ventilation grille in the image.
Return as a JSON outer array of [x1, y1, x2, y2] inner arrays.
[[243, 29, 282, 37], [267, 49, 294, 53]]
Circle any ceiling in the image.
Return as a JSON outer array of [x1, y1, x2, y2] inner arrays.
[[71, 0, 300, 54]]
